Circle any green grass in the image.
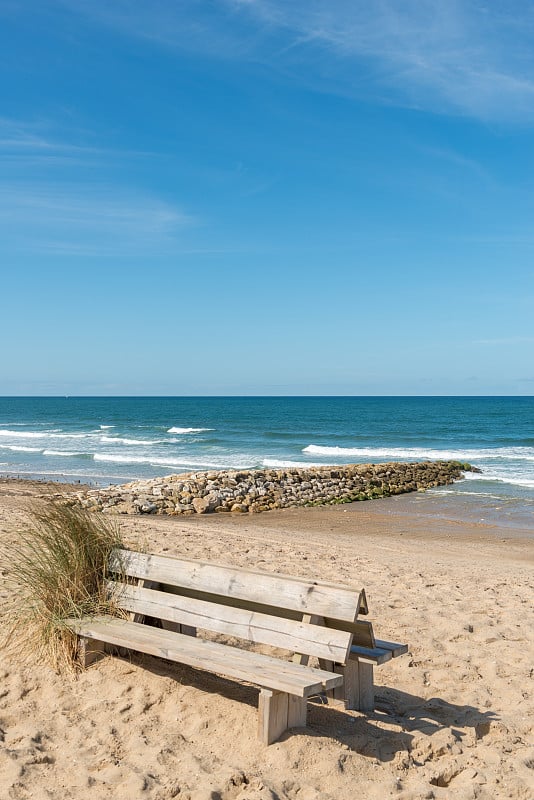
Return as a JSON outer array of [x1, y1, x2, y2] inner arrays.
[[0, 502, 124, 671]]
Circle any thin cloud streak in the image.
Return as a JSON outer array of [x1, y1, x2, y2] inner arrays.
[[63, 0, 534, 122], [238, 0, 534, 120], [0, 118, 199, 256], [0, 183, 195, 256], [0, 118, 158, 160]]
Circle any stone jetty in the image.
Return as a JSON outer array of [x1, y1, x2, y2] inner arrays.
[[75, 461, 476, 516]]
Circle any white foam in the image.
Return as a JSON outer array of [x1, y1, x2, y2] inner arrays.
[[43, 450, 84, 457], [93, 453, 255, 470], [0, 445, 43, 453], [0, 429, 99, 442], [100, 436, 167, 446], [94, 454, 150, 464], [167, 427, 214, 434], [0, 429, 45, 439], [262, 459, 327, 469], [99, 425, 114, 429], [464, 471, 534, 489], [54, 432, 96, 439], [302, 444, 534, 462], [431, 488, 505, 500]]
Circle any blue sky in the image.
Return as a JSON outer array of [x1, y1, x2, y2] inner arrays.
[[1, 0, 533, 395]]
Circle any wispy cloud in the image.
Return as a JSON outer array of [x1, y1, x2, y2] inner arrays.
[[0, 118, 156, 161], [0, 182, 194, 256], [59, 0, 254, 57], [62, 0, 534, 122], [0, 118, 196, 256], [236, 1, 534, 120]]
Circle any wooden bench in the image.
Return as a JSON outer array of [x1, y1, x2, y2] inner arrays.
[[65, 549, 407, 744]]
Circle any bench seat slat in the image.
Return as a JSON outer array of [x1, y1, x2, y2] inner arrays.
[[349, 645, 393, 665], [111, 549, 362, 623], [109, 582, 352, 664], [65, 616, 344, 697], [374, 639, 409, 657]]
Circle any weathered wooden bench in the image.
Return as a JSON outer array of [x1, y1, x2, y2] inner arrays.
[[65, 549, 407, 744]]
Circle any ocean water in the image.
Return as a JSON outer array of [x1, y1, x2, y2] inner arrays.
[[0, 396, 532, 528]]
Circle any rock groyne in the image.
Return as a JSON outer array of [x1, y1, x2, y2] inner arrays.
[[75, 461, 476, 516]]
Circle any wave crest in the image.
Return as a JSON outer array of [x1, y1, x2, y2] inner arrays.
[[100, 436, 167, 446], [302, 444, 534, 462], [262, 459, 326, 468], [167, 427, 214, 434], [0, 444, 42, 453], [0, 429, 45, 439]]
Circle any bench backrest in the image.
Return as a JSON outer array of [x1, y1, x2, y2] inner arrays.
[[107, 580, 353, 663], [109, 548, 375, 655]]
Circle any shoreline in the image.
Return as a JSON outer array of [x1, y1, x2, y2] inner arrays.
[[2, 471, 531, 537]]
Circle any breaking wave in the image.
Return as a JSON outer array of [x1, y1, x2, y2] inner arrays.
[[0, 445, 42, 453], [0, 429, 45, 439], [262, 459, 326, 469], [93, 452, 256, 470], [302, 444, 534, 462], [100, 436, 168, 446], [167, 427, 214, 434], [42, 450, 88, 458]]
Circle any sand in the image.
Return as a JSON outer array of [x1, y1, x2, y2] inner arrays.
[[0, 479, 532, 799]]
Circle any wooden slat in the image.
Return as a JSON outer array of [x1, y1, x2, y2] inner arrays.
[[374, 639, 408, 657], [158, 586, 313, 625], [107, 582, 352, 664], [110, 549, 362, 623], [65, 616, 343, 697], [325, 617, 376, 649], [349, 645, 392, 665]]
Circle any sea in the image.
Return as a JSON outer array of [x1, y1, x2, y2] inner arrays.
[[0, 396, 532, 531]]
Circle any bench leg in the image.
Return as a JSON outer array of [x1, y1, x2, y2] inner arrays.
[[288, 694, 307, 729], [344, 660, 375, 711], [357, 661, 374, 712], [329, 660, 374, 712], [78, 636, 106, 667], [258, 690, 307, 745]]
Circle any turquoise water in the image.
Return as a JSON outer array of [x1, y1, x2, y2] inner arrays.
[[0, 397, 533, 527]]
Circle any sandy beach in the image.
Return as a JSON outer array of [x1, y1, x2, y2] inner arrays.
[[0, 479, 532, 799]]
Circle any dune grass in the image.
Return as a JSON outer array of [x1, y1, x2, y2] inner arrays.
[[1, 502, 124, 671]]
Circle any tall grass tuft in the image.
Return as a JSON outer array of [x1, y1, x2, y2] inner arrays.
[[1, 502, 124, 671]]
